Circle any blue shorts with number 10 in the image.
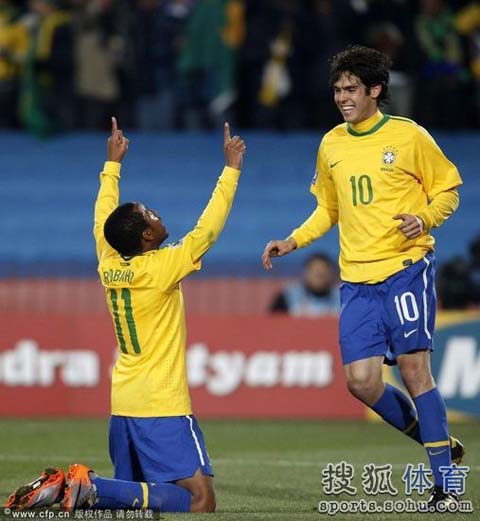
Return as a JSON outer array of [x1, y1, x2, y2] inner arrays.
[[339, 252, 436, 365]]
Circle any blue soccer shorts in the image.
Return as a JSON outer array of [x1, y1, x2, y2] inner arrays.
[[339, 252, 436, 365], [109, 415, 213, 483]]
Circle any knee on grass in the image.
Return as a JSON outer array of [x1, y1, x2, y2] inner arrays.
[[190, 487, 216, 513], [177, 469, 216, 513]]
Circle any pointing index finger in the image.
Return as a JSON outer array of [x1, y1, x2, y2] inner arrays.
[[224, 122, 231, 145], [111, 116, 118, 135]]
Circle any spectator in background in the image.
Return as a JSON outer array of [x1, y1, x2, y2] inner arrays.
[[177, 0, 245, 130], [437, 232, 480, 310], [456, 1, 480, 127], [21, 0, 74, 136], [468, 233, 480, 306], [363, 0, 418, 118], [71, 0, 131, 130], [134, 0, 192, 131], [2, 0, 479, 133], [437, 256, 474, 309], [414, 0, 469, 128], [305, 0, 349, 129], [238, 0, 313, 130], [270, 252, 340, 317], [0, 0, 29, 127]]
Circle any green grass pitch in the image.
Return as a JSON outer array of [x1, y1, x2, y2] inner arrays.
[[0, 419, 478, 520]]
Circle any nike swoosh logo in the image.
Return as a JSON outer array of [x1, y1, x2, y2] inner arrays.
[[132, 498, 140, 507], [329, 160, 342, 168], [429, 449, 447, 456], [404, 329, 417, 338]]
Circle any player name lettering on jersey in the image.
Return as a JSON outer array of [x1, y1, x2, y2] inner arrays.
[[102, 268, 135, 285]]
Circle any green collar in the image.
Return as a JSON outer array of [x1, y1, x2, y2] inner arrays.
[[347, 114, 390, 136]]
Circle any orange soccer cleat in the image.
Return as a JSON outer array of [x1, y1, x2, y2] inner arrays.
[[4, 468, 65, 510], [61, 464, 97, 511]]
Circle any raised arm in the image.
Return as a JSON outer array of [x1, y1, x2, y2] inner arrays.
[[93, 117, 129, 261], [180, 123, 246, 263]]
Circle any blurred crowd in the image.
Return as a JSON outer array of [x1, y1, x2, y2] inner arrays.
[[437, 233, 480, 310], [0, 0, 479, 135]]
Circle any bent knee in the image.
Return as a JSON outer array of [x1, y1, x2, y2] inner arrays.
[[346, 377, 372, 397], [190, 489, 216, 513], [346, 376, 383, 405]]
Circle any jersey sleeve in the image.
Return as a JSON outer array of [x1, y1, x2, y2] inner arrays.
[[415, 127, 463, 199], [290, 141, 338, 248], [417, 188, 460, 229], [155, 166, 241, 289], [94, 161, 121, 262]]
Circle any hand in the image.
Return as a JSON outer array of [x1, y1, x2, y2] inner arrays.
[[393, 214, 424, 239], [107, 117, 129, 163], [261, 238, 297, 270], [224, 122, 246, 170]]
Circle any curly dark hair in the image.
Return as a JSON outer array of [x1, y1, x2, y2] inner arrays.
[[329, 45, 392, 106], [103, 202, 149, 256]]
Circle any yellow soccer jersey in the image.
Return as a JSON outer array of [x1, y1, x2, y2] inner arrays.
[[291, 111, 462, 283], [94, 162, 240, 417]]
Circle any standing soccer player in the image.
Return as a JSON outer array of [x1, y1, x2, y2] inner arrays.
[[262, 46, 464, 509], [5, 119, 246, 513]]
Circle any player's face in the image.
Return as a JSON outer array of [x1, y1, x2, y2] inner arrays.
[[333, 73, 379, 124], [138, 205, 169, 246]]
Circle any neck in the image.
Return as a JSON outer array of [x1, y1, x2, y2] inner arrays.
[[141, 237, 167, 253], [350, 110, 383, 133], [141, 245, 157, 254]]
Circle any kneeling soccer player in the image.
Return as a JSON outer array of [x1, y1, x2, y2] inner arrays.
[[5, 118, 246, 513]]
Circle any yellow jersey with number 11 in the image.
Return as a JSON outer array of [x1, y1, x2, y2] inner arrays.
[[94, 161, 240, 417]]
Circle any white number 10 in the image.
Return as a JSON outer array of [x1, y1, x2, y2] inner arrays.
[[394, 292, 419, 324]]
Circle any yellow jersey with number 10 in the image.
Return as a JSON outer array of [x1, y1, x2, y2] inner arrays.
[[302, 112, 462, 283]]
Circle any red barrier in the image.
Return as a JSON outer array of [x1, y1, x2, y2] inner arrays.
[[0, 278, 292, 315], [0, 314, 362, 419]]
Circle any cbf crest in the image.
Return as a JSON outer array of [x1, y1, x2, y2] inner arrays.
[[382, 147, 397, 165], [381, 147, 398, 172]]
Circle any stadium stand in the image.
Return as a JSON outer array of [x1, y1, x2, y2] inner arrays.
[[1, 131, 478, 278]]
